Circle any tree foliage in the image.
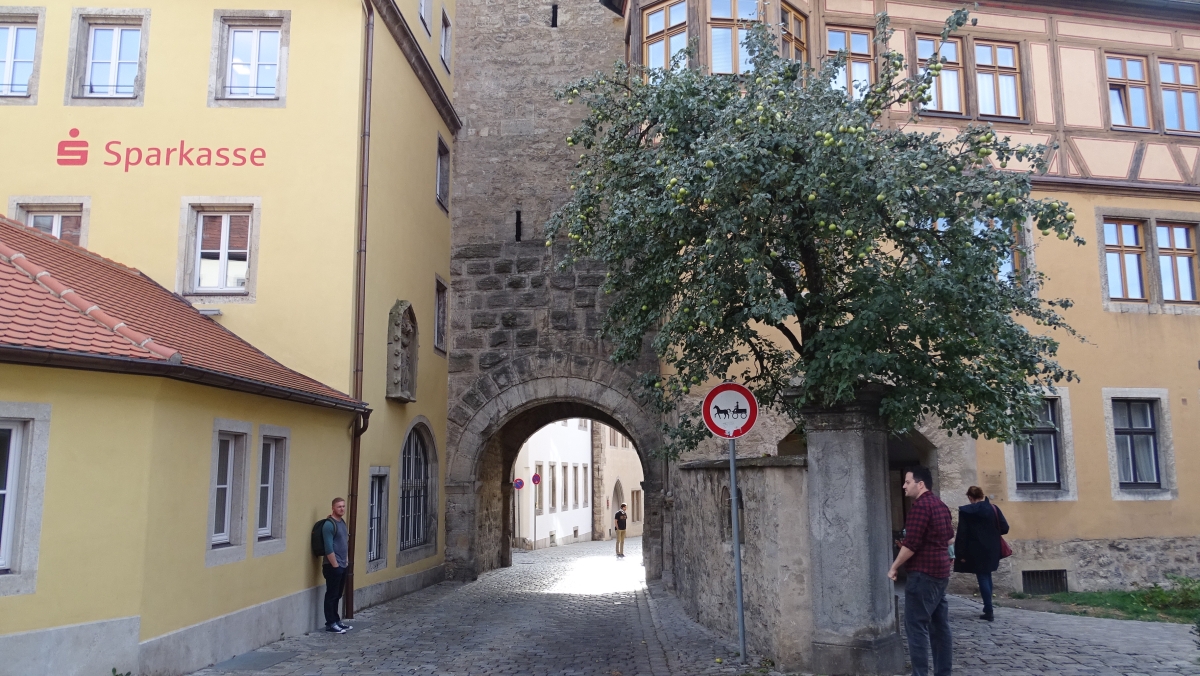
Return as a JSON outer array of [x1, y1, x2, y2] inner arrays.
[[546, 10, 1083, 457]]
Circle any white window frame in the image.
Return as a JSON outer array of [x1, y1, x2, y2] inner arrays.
[[208, 11, 290, 108], [252, 425, 290, 557], [1101, 388, 1177, 501], [439, 10, 452, 72], [0, 9, 44, 106], [64, 9, 150, 107], [419, 0, 432, 36], [434, 276, 448, 353], [224, 26, 280, 99], [582, 464, 589, 507], [195, 213, 251, 294], [436, 136, 451, 210], [367, 467, 390, 572], [0, 421, 22, 570], [9, 197, 90, 248], [84, 25, 141, 97], [178, 198, 261, 304], [212, 433, 238, 546], [0, 23, 36, 97], [256, 438, 276, 538], [207, 419, 250, 567], [0, 402, 50, 598]]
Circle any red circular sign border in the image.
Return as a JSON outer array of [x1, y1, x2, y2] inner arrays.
[[531, 473, 541, 485], [514, 478, 525, 490], [701, 382, 759, 439]]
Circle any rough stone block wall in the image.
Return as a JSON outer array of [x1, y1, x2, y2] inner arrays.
[[998, 536, 1200, 593], [671, 463, 814, 672]]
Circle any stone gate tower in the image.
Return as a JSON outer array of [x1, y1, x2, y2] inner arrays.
[[444, 0, 667, 581]]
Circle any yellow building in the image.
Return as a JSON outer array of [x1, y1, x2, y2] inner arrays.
[[0, 0, 458, 671]]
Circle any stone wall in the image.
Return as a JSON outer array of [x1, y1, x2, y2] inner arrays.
[[999, 536, 1200, 592], [671, 458, 813, 672]]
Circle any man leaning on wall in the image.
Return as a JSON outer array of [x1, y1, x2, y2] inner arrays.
[[321, 498, 352, 634]]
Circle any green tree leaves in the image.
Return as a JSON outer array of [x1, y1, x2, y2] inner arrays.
[[547, 11, 1082, 457]]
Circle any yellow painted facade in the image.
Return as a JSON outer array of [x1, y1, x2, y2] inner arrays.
[[0, 0, 457, 670]]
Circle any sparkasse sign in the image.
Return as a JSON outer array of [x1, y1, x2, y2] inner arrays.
[[56, 128, 268, 172]]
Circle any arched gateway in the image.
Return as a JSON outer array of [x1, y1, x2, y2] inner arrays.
[[443, 355, 665, 581]]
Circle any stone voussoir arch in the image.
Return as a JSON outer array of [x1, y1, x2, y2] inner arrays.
[[443, 349, 666, 581]]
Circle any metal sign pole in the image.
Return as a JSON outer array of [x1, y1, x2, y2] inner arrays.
[[729, 436, 747, 664]]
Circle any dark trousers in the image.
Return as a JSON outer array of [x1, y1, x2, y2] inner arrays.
[[905, 571, 952, 676], [322, 564, 346, 627], [977, 572, 994, 615]]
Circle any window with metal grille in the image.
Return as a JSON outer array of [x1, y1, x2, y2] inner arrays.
[[1112, 400, 1160, 487], [367, 474, 387, 562], [1022, 569, 1068, 595], [398, 430, 429, 551]]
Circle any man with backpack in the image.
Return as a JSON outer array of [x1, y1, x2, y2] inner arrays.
[[312, 498, 352, 633]]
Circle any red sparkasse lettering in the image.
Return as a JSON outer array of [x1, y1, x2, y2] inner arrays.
[[124, 147, 142, 172], [232, 148, 247, 166], [179, 141, 194, 166], [165, 147, 176, 165], [216, 148, 230, 166], [145, 147, 161, 166], [197, 148, 212, 166], [250, 148, 266, 166], [104, 141, 122, 166]]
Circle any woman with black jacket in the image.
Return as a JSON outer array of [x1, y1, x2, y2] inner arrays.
[[954, 486, 1009, 621]]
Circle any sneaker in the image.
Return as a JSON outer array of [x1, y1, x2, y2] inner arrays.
[[325, 624, 346, 634], [336, 623, 353, 631]]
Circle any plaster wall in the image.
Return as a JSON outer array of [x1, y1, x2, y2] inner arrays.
[[512, 419, 594, 547], [594, 423, 645, 539]]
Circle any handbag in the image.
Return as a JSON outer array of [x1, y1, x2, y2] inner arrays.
[[993, 504, 1013, 559]]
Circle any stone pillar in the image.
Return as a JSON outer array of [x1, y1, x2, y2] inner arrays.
[[803, 388, 903, 675], [444, 481, 477, 581], [641, 457, 666, 580]]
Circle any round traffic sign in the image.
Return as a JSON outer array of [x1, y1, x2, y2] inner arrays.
[[531, 473, 541, 485], [702, 382, 758, 439], [514, 478, 525, 490]]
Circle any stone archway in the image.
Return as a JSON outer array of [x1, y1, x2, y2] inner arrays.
[[444, 351, 665, 581]]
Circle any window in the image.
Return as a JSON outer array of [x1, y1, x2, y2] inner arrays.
[[1112, 400, 1160, 487], [435, 277, 448, 352], [436, 137, 450, 210], [367, 474, 387, 562], [1104, 220, 1146, 300], [1107, 55, 1150, 128], [27, 211, 82, 246], [1160, 60, 1200, 133], [226, 27, 279, 98], [85, 25, 140, 96], [440, 10, 451, 72], [710, 0, 759, 74], [1015, 399, 1060, 488], [196, 213, 250, 293], [562, 465, 569, 509], [419, 0, 432, 34], [573, 465, 579, 507], [975, 41, 1021, 118], [918, 36, 962, 114], [209, 429, 248, 555], [643, 0, 687, 70], [633, 490, 644, 521], [609, 427, 618, 446], [0, 423, 20, 570], [780, 4, 806, 63], [1157, 224, 1197, 302], [621, 435, 630, 448], [535, 462, 544, 512], [549, 463, 557, 509], [582, 464, 589, 506], [0, 24, 35, 96], [827, 27, 873, 99], [256, 438, 277, 538], [399, 430, 430, 551], [578, 419, 588, 430]]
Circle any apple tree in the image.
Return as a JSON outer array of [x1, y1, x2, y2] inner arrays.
[[545, 10, 1083, 456]]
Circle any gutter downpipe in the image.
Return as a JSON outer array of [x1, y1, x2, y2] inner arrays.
[[345, 0, 375, 620]]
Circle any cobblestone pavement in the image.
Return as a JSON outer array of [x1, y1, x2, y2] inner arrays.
[[189, 537, 1199, 675]]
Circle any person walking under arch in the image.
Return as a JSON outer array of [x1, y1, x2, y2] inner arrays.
[[954, 486, 1010, 622], [614, 503, 628, 558]]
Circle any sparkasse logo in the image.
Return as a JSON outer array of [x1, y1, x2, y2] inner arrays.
[[55, 129, 269, 172]]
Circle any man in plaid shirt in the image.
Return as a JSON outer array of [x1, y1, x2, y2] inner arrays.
[[888, 466, 953, 676]]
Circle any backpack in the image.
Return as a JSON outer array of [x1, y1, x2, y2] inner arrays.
[[311, 518, 332, 558]]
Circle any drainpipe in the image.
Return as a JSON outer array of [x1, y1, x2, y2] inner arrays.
[[345, 0, 375, 620]]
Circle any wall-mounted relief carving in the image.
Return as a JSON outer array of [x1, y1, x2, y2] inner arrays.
[[387, 300, 418, 402]]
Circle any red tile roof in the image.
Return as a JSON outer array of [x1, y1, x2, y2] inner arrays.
[[0, 216, 365, 412]]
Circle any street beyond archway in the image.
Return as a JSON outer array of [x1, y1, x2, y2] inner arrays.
[[189, 538, 1199, 675]]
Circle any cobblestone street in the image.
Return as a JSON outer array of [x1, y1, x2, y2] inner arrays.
[[191, 537, 1199, 676]]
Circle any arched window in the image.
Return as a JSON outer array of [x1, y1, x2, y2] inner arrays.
[[399, 429, 430, 551]]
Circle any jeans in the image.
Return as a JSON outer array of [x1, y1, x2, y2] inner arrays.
[[977, 572, 994, 615], [905, 571, 952, 676], [322, 564, 347, 627]]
